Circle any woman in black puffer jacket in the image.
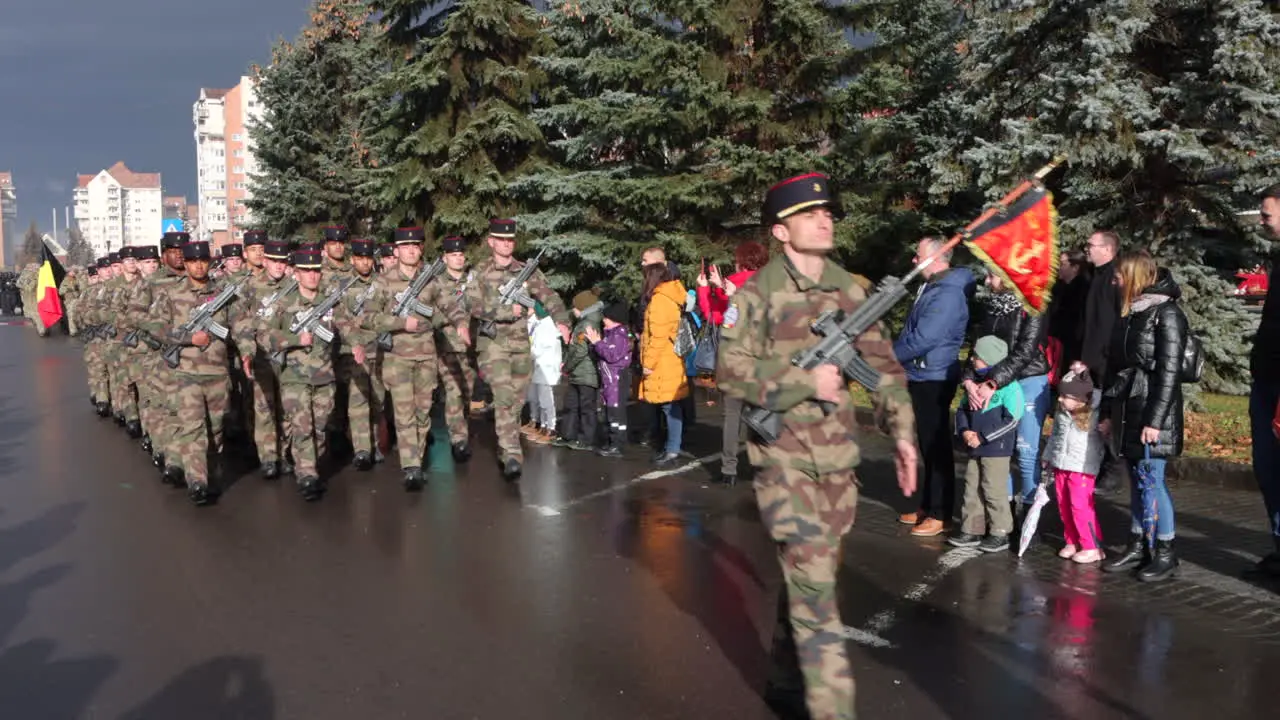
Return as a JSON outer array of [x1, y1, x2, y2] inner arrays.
[[1100, 252, 1187, 582]]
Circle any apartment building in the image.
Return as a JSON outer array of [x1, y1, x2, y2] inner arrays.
[[72, 162, 163, 256]]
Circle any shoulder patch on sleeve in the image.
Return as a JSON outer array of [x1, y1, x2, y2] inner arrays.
[[723, 304, 740, 329]]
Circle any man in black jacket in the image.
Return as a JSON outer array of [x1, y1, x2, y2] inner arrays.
[[1249, 184, 1280, 579], [1073, 231, 1121, 385]]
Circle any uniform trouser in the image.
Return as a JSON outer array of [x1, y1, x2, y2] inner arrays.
[[85, 342, 107, 401], [384, 355, 438, 469], [249, 357, 284, 463], [137, 356, 164, 437], [281, 382, 336, 480], [117, 348, 142, 422], [755, 462, 858, 720], [479, 342, 533, 463], [171, 375, 229, 485], [108, 346, 139, 421], [437, 351, 475, 444], [154, 362, 184, 466], [561, 384, 598, 445], [721, 394, 744, 476], [339, 354, 381, 454]]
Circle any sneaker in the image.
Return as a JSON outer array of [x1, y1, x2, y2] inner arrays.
[[979, 535, 1010, 553], [899, 512, 922, 526], [552, 436, 575, 448], [947, 531, 981, 548], [911, 518, 945, 537], [1072, 549, 1104, 564], [567, 440, 594, 452], [1058, 544, 1078, 559], [596, 446, 623, 458]]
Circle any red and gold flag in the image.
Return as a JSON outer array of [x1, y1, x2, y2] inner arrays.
[[963, 186, 1058, 314], [36, 243, 66, 328]]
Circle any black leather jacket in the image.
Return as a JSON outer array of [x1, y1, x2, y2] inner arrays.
[[967, 292, 1050, 387], [1101, 270, 1186, 459]]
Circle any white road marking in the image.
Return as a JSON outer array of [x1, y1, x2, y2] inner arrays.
[[528, 454, 718, 516], [844, 547, 982, 648]]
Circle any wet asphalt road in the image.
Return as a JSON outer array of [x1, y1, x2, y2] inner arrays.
[[1, 325, 1278, 720]]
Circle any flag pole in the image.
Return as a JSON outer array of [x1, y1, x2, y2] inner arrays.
[[902, 154, 1068, 286]]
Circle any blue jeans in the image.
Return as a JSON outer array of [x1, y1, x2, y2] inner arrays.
[[1009, 374, 1052, 503], [660, 401, 684, 455], [1127, 457, 1176, 542], [1250, 381, 1280, 542]]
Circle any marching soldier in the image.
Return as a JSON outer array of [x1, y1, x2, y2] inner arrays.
[[360, 226, 470, 490], [119, 246, 162, 447], [62, 267, 84, 336], [321, 226, 355, 282], [143, 240, 240, 505], [717, 174, 918, 720], [259, 247, 348, 501], [243, 230, 268, 279], [378, 243, 397, 274], [221, 243, 246, 278], [128, 233, 188, 471], [334, 239, 384, 470], [435, 235, 477, 458], [17, 262, 48, 337], [83, 257, 114, 415], [465, 219, 570, 480], [108, 246, 147, 439], [101, 251, 128, 425], [238, 239, 296, 479]]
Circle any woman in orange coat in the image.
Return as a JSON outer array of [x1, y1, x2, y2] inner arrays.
[[639, 263, 690, 467]]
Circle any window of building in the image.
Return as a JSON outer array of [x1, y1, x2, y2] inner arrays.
[[233, 166, 244, 174], [234, 149, 244, 158], [232, 133, 242, 141], [234, 181, 246, 190]]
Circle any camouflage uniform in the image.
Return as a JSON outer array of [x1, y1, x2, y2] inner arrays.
[[717, 254, 915, 720], [260, 287, 347, 482], [236, 271, 296, 467], [360, 263, 468, 472], [107, 272, 146, 425], [436, 268, 477, 445], [128, 264, 187, 463], [81, 279, 112, 404], [143, 276, 239, 490], [18, 265, 48, 336], [62, 270, 83, 336], [465, 257, 568, 465], [322, 254, 355, 284], [334, 270, 383, 458]]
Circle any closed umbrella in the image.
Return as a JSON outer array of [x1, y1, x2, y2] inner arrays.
[[1017, 481, 1052, 557]]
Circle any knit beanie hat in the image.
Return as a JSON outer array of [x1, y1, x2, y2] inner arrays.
[[973, 335, 1009, 367], [573, 290, 600, 312], [603, 302, 629, 324], [1058, 370, 1094, 400]]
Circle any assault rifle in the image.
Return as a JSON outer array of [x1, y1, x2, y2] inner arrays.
[[478, 248, 546, 339], [257, 278, 298, 317], [742, 155, 1067, 446], [270, 277, 356, 368], [160, 276, 248, 369], [376, 257, 445, 352], [124, 328, 162, 351]]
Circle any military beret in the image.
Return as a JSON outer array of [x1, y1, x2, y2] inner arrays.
[[350, 240, 377, 257], [118, 246, 137, 259], [222, 243, 244, 258], [323, 226, 350, 243], [264, 241, 291, 261], [378, 244, 396, 257], [761, 172, 841, 226], [87, 266, 98, 277], [161, 231, 190, 249], [394, 226, 424, 244], [183, 241, 213, 261], [441, 236, 466, 254], [243, 230, 268, 246], [108, 252, 122, 264], [488, 219, 516, 239], [291, 249, 324, 269], [135, 246, 160, 261]]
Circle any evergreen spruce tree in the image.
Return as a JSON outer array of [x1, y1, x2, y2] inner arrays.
[[247, 0, 385, 237], [929, 0, 1280, 393], [364, 0, 549, 241], [513, 0, 857, 297], [64, 228, 95, 267]]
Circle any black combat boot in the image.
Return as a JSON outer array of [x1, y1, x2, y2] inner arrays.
[[402, 467, 425, 492], [125, 419, 143, 439], [352, 451, 373, 471], [451, 441, 471, 463], [1102, 534, 1147, 574], [96, 401, 111, 418], [502, 457, 522, 481], [1137, 539, 1179, 582], [114, 411, 127, 427], [152, 452, 165, 470], [280, 459, 295, 476], [188, 482, 217, 506], [260, 461, 281, 480], [140, 434, 152, 454], [298, 476, 324, 502], [163, 465, 186, 488]]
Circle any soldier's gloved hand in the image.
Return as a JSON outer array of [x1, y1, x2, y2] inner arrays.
[[812, 364, 845, 403], [299, 331, 314, 347], [191, 330, 211, 348], [404, 316, 423, 333]]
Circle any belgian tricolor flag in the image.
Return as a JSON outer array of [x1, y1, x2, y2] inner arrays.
[[36, 242, 66, 329], [963, 185, 1059, 315]]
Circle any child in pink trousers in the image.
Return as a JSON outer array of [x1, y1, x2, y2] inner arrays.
[[1045, 371, 1107, 563]]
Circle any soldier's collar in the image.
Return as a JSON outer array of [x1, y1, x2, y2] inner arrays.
[[780, 254, 843, 292]]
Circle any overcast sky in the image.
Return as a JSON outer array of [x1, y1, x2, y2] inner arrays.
[[0, 0, 310, 234]]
